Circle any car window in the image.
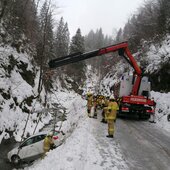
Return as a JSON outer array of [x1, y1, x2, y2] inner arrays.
[[34, 135, 46, 143], [20, 134, 46, 148], [20, 138, 34, 147]]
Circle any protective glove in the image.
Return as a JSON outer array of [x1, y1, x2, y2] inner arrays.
[[50, 144, 56, 150]]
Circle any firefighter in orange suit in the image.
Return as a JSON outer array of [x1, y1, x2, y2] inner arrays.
[[93, 95, 98, 118], [106, 95, 119, 138], [42, 132, 54, 158], [101, 96, 109, 123], [87, 92, 93, 117]]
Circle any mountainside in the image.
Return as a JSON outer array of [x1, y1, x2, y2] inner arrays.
[[143, 36, 170, 91], [0, 44, 51, 142]]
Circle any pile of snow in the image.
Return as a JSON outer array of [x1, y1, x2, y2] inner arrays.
[[51, 89, 86, 135], [151, 91, 170, 131]]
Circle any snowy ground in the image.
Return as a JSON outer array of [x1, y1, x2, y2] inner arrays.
[[21, 90, 170, 170]]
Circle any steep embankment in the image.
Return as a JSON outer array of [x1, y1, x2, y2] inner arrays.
[[140, 36, 170, 92], [0, 45, 51, 143]]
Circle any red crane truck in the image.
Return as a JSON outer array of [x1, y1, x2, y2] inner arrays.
[[49, 42, 155, 119]]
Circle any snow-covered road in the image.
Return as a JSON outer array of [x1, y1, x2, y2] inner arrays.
[[116, 119, 170, 170]]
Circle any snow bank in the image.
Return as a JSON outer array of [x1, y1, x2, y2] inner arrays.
[[151, 91, 170, 131]]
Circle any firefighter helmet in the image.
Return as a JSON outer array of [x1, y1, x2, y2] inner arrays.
[[109, 95, 115, 100], [47, 131, 53, 137]]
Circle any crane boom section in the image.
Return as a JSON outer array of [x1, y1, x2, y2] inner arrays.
[[49, 42, 142, 95]]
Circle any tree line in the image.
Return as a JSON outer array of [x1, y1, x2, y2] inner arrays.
[[0, 0, 114, 93], [116, 0, 170, 51]]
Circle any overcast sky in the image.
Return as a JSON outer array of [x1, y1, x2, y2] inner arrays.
[[55, 0, 145, 37]]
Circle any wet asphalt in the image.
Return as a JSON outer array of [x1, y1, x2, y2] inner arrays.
[[116, 118, 170, 170], [0, 138, 19, 170]]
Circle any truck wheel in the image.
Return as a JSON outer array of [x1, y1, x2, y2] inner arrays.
[[167, 114, 170, 121], [138, 114, 142, 120], [11, 155, 21, 165]]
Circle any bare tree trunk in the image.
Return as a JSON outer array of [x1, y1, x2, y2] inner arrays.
[[0, 0, 7, 21], [37, 0, 51, 95], [35, 0, 41, 12]]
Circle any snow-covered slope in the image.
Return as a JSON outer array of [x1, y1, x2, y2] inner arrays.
[[151, 91, 170, 131], [0, 45, 51, 143], [82, 65, 100, 95], [144, 36, 170, 73]]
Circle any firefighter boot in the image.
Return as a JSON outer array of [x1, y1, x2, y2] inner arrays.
[[106, 135, 114, 138]]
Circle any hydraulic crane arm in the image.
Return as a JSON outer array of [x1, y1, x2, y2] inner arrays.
[[48, 42, 142, 95]]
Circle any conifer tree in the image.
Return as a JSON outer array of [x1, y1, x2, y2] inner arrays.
[[68, 28, 85, 87], [70, 28, 85, 54], [54, 17, 70, 58], [84, 28, 113, 78], [95, 28, 104, 48], [37, 0, 54, 94], [0, 0, 39, 44]]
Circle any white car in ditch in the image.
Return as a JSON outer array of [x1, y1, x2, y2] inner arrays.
[[7, 131, 65, 164]]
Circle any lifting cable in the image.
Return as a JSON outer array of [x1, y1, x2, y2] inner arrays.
[[32, 70, 66, 135], [33, 111, 43, 135], [51, 91, 66, 132], [20, 98, 39, 142], [17, 98, 39, 156], [20, 69, 56, 141]]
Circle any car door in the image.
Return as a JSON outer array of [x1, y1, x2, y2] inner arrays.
[[31, 135, 46, 158], [18, 137, 35, 160], [18, 134, 46, 161]]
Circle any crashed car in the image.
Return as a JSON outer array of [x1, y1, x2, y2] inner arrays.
[[7, 130, 65, 164]]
